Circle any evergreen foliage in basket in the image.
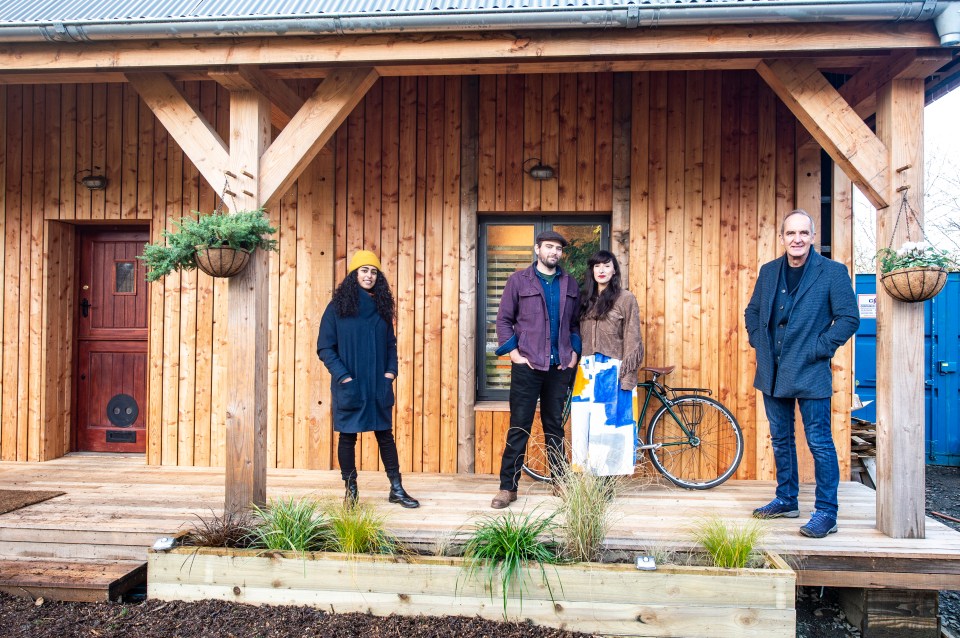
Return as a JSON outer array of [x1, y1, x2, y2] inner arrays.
[[139, 209, 278, 282], [876, 241, 955, 274], [877, 241, 956, 303]]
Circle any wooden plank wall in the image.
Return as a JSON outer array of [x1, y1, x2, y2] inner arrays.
[[474, 71, 823, 481], [0, 72, 855, 480]]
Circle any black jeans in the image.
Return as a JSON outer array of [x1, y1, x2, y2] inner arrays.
[[338, 429, 401, 481], [499, 363, 574, 491]]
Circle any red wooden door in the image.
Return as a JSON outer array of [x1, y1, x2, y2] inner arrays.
[[76, 229, 149, 453]]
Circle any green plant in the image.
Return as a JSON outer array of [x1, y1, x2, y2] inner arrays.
[[248, 496, 331, 553], [690, 517, 767, 569], [876, 241, 956, 274], [139, 209, 278, 282], [181, 508, 255, 549], [323, 501, 400, 555], [460, 509, 562, 614], [555, 471, 621, 562]]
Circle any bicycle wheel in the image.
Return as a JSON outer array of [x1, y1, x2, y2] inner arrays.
[[646, 395, 743, 489], [521, 459, 553, 483]]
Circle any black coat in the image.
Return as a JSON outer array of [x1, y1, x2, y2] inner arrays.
[[744, 249, 860, 399], [316, 292, 398, 433]]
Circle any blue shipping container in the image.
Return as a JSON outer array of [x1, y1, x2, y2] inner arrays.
[[854, 273, 960, 466]]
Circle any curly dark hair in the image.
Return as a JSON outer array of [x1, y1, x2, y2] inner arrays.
[[579, 250, 622, 320], [332, 269, 395, 323]]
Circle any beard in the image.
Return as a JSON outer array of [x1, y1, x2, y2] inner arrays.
[[538, 253, 560, 269]]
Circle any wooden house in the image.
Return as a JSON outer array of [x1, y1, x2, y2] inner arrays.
[[0, 0, 957, 536]]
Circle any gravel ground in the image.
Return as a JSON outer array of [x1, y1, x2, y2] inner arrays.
[[2, 467, 959, 638], [794, 463, 960, 637]]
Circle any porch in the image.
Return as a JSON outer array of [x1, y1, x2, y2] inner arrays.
[[2, 454, 959, 604]]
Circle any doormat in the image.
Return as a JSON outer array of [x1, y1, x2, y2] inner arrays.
[[0, 490, 65, 515]]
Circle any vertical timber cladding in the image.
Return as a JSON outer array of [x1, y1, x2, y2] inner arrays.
[[0, 72, 857, 479], [473, 71, 803, 481]]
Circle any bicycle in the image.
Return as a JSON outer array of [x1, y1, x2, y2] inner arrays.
[[521, 365, 744, 489]]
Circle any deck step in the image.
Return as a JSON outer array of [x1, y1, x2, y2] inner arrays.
[[0, 559, 146, 602]]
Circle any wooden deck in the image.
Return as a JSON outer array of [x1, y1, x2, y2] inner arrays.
[[2, 454, 960, 601]]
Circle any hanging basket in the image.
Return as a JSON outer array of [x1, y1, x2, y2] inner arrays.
[[194, 245, 253, 278], [880, 266, 947, 303]]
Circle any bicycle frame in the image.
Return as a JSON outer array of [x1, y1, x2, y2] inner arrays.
[[635, 379, 703, 446]]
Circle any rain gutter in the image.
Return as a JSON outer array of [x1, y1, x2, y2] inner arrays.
[[0, 0, 957, 47]]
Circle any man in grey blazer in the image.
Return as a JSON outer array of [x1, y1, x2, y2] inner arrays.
[[745, 210, 860, 538]]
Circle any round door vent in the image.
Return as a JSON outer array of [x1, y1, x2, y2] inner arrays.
[[106, 394, 139, 428]]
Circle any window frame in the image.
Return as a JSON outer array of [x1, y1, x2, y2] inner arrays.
[[476, 215, 610, 402]]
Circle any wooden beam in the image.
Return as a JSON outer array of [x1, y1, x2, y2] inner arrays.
[[207, 66, 305, 129], [0, 55, 896, 84], [874, 78, 926, 539], [125, 72, 229, 194], [259, 68, 377, 210], [797, 49, 952, 148], [835, 50, 951, 119], [757, 59, 889, 210], [224, 90, 271, 514], [0, 22, 938, 72]]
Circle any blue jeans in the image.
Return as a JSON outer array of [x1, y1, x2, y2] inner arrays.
[[762, 394, 839, 518]]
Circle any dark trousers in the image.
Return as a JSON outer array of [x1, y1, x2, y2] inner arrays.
[[499, 364, 573, 491], [338, 429, 401, 481]]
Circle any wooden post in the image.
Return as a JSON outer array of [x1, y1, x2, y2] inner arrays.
[[224, 90, 271, 514], [793, 135, 821, 483], [831, 164, 854, 484], [874, 78, 925, 538], [838, 588, 940, 637], [457, 75, 479, 473], [611, 72, 632, 287]]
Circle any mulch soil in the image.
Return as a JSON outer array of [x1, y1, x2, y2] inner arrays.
[[0, 595, 599, 638], [4, 467, 960, 637]]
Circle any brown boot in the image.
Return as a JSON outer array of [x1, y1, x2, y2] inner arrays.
[[491, 490, 518, 509]]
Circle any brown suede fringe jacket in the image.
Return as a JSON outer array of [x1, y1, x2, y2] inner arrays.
[[579, 289, 644, 391]]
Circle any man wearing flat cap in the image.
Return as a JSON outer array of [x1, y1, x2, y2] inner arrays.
[[491, 230, 581, 508]]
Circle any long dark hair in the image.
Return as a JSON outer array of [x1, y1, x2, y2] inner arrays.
[[579, 250, 622, 320], [332, 269, 395, 323]]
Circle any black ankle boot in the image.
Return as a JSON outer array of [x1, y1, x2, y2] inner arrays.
[[344, 477, 358, 506], [387, 475, 419, 509]]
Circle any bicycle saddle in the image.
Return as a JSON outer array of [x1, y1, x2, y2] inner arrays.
[[642, 365, 675, 376]]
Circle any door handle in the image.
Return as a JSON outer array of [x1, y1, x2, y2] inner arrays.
[[80, 297, 91, 318], [940, 361, 956, 375]]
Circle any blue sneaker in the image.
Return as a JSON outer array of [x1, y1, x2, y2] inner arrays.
[[752, 498, 800, 519], [799, 511, 838, 538]]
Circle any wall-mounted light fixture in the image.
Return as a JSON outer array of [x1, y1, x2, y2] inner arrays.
[[77, 167, 108, 191], [523, 158, 555, 181]]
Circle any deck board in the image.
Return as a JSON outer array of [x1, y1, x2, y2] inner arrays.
[[2, 454, 960, 591]]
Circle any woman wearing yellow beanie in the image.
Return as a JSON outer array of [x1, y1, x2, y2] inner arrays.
[[316, 250, 419, 508]]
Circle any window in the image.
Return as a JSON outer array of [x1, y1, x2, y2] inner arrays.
[[477, 216, 609, 401], [114, 261, 136, 295]]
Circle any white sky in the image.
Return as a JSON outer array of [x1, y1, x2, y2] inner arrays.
[[850, 86, 960, 271], [926, 87, 960, 165]]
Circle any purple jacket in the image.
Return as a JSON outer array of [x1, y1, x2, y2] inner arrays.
[[496, 264, 581, 371]]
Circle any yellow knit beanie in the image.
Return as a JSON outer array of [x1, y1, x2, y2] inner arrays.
[[348, 250, 382, 273]]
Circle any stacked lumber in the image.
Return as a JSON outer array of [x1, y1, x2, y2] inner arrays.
[[850, 416, 877, 488]]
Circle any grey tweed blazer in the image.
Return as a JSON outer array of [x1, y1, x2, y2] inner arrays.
[[744, 249, 860, 399]]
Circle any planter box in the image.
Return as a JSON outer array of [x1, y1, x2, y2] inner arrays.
[[148, 547, 795, 638]]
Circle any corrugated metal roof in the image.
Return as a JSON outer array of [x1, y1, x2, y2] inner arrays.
[[0, 0, 876, 24], [0, 0, 949, 45]]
